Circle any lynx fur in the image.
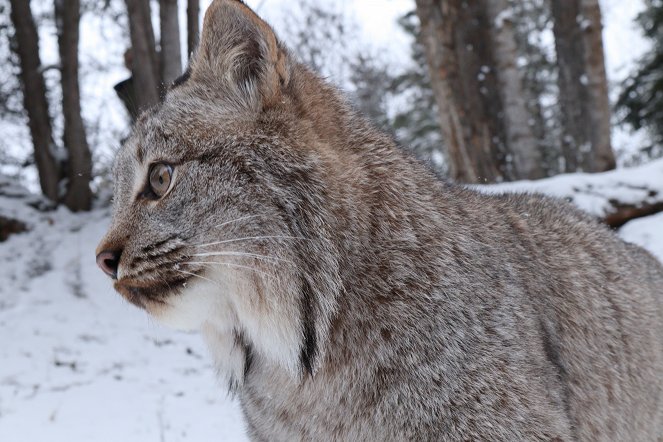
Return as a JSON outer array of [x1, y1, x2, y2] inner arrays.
[[96, 1, 663, 440]]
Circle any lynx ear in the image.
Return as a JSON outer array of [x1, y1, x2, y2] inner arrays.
[[191, 0, 290, 108]]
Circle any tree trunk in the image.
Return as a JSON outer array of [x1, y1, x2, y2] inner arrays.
[[415, 0, 508, 183], [485, 0, 544, 180], [551, 0, 584, 172], [551, 0, 615, 173], [8, 0, 61, 202], [580, 0, 615, 172], [125, 0, 160, 113], [55, 0, 92, 212], [187, 0, 200, 58], [159, 0, 182, 86]]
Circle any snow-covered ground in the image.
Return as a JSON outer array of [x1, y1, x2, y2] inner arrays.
[[0, 193, 248, 441], [480, 157, 663, 223], [0, 161, 662, 442]]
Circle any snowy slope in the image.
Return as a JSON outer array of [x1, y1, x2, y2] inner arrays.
[[478, 157, 663, 220], [0, 197, 247, 441]]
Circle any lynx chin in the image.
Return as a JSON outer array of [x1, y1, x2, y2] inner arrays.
[[96, 0, 663, 440]]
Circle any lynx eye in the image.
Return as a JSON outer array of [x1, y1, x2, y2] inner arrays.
[[148, 163, 173, 198]]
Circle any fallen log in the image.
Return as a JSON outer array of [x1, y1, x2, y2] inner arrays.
[[604, 199, 663, 228], [476, 158, 663, 228]]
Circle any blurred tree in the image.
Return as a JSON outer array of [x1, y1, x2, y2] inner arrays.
[[8, 0, 62, 202], [389, 11, 444, 171], [122, 0, 184, 112], [124, 0, 160, 112], [510, 0, 562, 176], [159, 0, 182, 86], [348, 53, 393, 132], [551, 0, 615, 173], [0, 0, 23, 121], [55, 0, 93, 211], [415, 0, 508, 183], [284, 2, 445, 171], [283, 2, 350, 82], [617, 0, 663, 161], [486, 0, 543, 180], [114, 49, 140, 123], [187, 0, 200, 57]]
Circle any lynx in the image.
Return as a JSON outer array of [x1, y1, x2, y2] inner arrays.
[[96, 1, 663, 440]]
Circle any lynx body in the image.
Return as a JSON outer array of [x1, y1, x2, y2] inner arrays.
[[97, 1, 663, 440]]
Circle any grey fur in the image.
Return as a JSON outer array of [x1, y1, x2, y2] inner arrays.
[[97, 1, 663, 440]]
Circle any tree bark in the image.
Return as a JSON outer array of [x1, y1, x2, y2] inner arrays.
[[551, 0, 584, 172], [8, 0, 61, 202], [485, 0, 544, 180], [415, 0, 507, 183], [187, 0, 200, 58], [159, 0, 182, 86], [125, 0, 160, 113], [580, 0, 615, 172], [55, 0, 92, 212], [551, 0, 615, 173]]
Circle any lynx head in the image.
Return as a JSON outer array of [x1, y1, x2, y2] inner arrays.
[[96, 0, 347, 379]]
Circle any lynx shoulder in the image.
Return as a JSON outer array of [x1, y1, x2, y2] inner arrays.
[[96, 1, 663, 440]]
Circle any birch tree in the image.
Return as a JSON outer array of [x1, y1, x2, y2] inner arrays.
[[486, 0, 544, 179]]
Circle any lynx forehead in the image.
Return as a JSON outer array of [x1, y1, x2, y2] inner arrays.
[[97, 1, 663, 440]]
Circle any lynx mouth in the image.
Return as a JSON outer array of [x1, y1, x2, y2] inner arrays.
[[114, 274, 193, 309]]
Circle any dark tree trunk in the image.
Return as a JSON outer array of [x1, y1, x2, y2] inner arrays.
[[55, 0, 92, 212], [8, 0, 61, 202], [125, 0, 160, 113], [415, 0, 507, 183], [580, 0, 615, 172], [159, 0, 182, 86], [551, 0, 615, 173], [187, 0, 200, 58]]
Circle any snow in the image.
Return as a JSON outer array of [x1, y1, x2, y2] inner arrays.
[[477, 157, 663, 219], [494, 8, 515, 29], [620, 212, 663, 262], [0, 191, 248, 442]]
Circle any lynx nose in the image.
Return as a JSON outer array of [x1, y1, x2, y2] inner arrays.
[[96, 250, 121, 279]]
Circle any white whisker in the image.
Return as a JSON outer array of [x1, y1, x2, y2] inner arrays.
[[191, 251, 294, 264], [174, 269, 220, 287], [194, 235, 309, 249], [185, 261, 273, 280]]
